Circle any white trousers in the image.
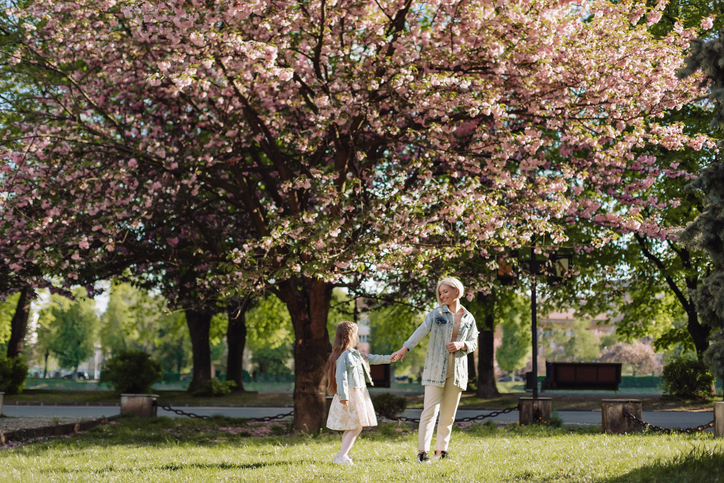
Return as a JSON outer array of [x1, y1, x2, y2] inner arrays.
[[418, 376, 463, 453]]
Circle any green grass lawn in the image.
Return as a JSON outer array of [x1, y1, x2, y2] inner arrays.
[[1, 416, 723, 482]]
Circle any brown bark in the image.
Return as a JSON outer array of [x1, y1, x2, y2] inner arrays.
[[687, 307, 711, 358], [185, 308, 213, 393], [7, 286, 33, 358], [276, 278, 333, 434], [43, 350, 49, 378], [467, 352, 476, 383], [635, 235, 711, 357], [476, 292, 500, 398], [226, 299, 252, 392]]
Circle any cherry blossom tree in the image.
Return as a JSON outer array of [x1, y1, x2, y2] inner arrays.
[[1, 0, 711, 431]]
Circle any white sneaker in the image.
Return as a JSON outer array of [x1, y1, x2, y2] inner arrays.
[[333, 456, 353, 465]]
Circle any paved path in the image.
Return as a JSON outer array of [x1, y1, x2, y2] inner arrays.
[[2, 406, 715, 429]]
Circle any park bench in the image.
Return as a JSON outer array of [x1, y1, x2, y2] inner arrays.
[[540, 361, 622, 391], [368, 364, 391, 388]]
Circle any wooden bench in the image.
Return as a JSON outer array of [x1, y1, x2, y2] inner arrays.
[[368, 364, 391, 388], [542, 362, 622, 391]]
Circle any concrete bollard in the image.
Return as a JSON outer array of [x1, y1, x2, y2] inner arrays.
[[715, 402, 724, 437], [120, 394, 158, 418], [601, 399, 642, 434], [0, 392, 4, 416], [518, 397, 552, 425]]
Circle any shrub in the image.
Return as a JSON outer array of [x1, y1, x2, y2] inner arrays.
[[192, 378, 237, 397], [661, 357, 714, 399], [370, 392, 407, 420], [99, 350, 163, 394], [0, 354, 29, 395], [546, 410, 564, 428]]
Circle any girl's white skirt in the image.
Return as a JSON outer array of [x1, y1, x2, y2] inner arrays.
[[326, 386, 378, 430]]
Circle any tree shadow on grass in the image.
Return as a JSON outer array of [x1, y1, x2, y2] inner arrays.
[[161, 461, 292, 471], [40, 461, 293, 476], [602, 447, 724, 483]]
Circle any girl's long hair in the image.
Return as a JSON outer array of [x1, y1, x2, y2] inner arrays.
[[325, 321, 358, 395]]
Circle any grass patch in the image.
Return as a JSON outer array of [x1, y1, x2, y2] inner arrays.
[[0, 416, 722, 482]]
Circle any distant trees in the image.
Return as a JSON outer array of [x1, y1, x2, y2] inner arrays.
[[495, 296, 531, 380], [0, 293, 19, 354], [36, 290, 99, 379], [599, 340, 662, 376], [99, 282, 192, 372], [543, 320, 602, 363]]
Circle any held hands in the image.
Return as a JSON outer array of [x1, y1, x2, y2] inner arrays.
[[390, 346, 408, 362], [446, 341, 465, 353], [340, 400, 347, 406]]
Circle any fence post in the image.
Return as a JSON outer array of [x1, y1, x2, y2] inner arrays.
[[518, 397, 551, 425], [715, 402, 724, 438], [601, 399, 642, 433], [120, 394, 158, 418], [0, 392, 4, 416]]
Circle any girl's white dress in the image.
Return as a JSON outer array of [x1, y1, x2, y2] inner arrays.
[[327, 387, 378, 430]]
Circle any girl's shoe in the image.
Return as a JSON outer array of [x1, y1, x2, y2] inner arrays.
[[433, 451, 448, 461], [417, 452, 430, 463], [333, 456, 353, 465]]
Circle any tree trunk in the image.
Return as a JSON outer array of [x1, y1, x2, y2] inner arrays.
[[226, 299, 251, 392], [476, 292, 500, 398], [185, 309, 213, 393], [7, 286, 33, 358], [276, 278, 333, 434], [43, 351, 49, 378], [687, 306, 711, 358], [467, 352, 476, 388]]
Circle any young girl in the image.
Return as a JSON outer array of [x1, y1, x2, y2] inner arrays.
[[326, 321, 392, 465]]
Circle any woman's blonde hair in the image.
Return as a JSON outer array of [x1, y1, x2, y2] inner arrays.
[[325, 321, 358, 395], [436, 277, 465, 305]]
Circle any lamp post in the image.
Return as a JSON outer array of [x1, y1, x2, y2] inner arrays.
[[530, 242, 539, 399], [528, 245, 573, 399], [497, 245, 572, 399]]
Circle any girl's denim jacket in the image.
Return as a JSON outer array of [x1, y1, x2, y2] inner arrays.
[[403, 305, 478, 390], [336, 348, 391, 401]]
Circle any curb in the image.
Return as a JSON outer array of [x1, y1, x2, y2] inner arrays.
[[0, 415, 120, 445]]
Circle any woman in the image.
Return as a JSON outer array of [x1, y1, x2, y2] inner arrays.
[[391, 277, 478, 463]]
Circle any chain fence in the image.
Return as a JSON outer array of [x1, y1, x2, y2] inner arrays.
[[394, 405, 518, 424], [156, 403, 518, 425], [156, 403, 295, 422], [148, 402, 720, 434], [622, 410, 714, 434], [157, 403, 210, 420]]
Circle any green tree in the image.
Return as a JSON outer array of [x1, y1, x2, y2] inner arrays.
[[543, 319, 601, 363], [37, 289, 99, 379], [245, 294, 294, 376], [555, 1, 724, 360], [154, 310, 192, 374], [99, 283, 133, 356], [0, 292, 19, 354], [495, 295, 531, 379], [99, 282, 192, 374], [677, 26, 724, 380], [368, 304, 428, 380]]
